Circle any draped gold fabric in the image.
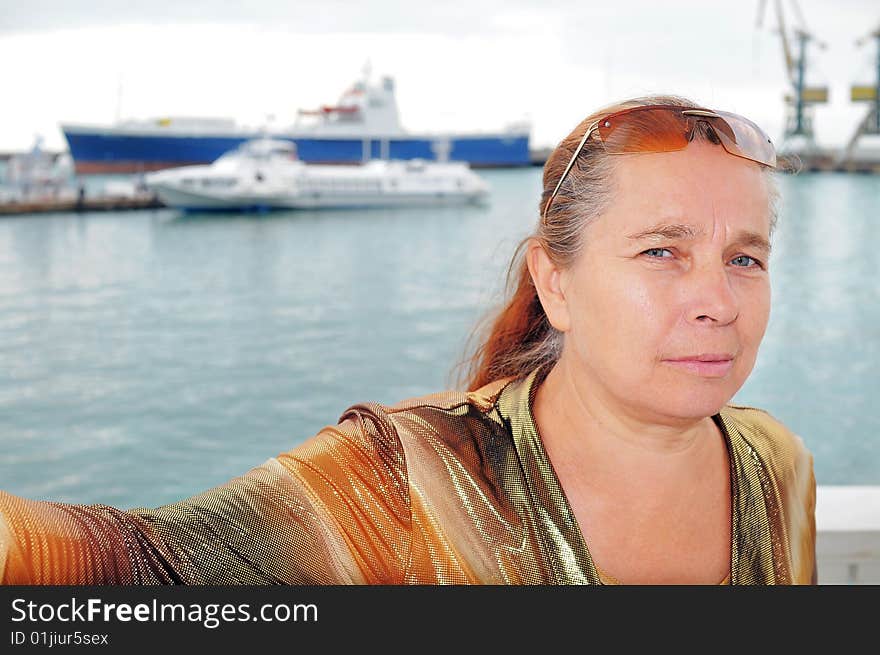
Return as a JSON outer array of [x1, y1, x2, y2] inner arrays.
[[0, 365, 816, 585]]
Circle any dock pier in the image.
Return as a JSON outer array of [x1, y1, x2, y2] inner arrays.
[[0, 193, 164, 216]]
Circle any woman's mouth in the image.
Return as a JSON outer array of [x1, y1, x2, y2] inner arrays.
[[662, 354, 735, 377]]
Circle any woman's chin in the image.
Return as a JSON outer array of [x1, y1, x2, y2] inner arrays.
[[652, 388, 737, 421], [645, 366, 749, 420]]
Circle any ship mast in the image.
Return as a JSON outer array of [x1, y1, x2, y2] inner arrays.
[[115, 73, 124, 124]]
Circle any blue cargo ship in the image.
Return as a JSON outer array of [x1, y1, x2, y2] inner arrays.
[[61, 73, 531, 174]]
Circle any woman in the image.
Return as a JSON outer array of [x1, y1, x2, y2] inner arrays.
[[0, 95, 816, 585]]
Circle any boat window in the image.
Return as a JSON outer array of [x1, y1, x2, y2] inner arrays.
[[199, 178, 236, 188]]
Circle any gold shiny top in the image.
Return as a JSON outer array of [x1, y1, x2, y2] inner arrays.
[[0, 364, 816, 584], [596, 564, 731, 585]]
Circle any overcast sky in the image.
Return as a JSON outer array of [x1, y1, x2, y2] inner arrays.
[[1, 0, 878, 152]]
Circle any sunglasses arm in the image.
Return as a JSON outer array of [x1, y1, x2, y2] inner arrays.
[[542, 120, 600, 222]]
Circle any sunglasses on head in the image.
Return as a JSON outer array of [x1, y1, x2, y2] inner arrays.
[[542, 104, 777, 222]]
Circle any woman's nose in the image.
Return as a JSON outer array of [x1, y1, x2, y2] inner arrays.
[[684, 261, 739, 326]]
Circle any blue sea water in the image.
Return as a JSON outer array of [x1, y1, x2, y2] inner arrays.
[[0, 168, 877, 508]]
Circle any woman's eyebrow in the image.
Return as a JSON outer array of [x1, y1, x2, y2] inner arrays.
[[626, 223, 704, 242], [732, 231, 772, 255], [625, 223, 772, 254]]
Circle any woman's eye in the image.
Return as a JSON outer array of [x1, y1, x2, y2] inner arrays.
[[642, 248, 673, 258], [730, 255, 762, 268]]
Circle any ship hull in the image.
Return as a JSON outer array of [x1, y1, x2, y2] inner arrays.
[[150, 184, 488, 211], [62, 127, 531, 174]]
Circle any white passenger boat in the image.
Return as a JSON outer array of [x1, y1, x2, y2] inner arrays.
[[144, 138, 490, 211]]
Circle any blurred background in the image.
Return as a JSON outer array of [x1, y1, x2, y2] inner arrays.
[[0, 2, 878, 584]]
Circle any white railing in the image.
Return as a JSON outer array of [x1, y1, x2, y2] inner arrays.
[[816, 486, 880, 584]]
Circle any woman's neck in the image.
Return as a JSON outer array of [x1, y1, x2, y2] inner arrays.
[[533, 357, 722, 489]]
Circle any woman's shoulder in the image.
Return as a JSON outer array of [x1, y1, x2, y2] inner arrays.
[[720, 404, 806, 449], [379, 375, 515, 416], [324, 375, 517, 450], [719, 403, 814, 482], [719, 404, 817, 584], [281, 376, 518, 474]]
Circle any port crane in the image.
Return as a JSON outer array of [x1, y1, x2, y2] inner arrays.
[[756, 0, 829, 150], [836, 23, 880, 167]]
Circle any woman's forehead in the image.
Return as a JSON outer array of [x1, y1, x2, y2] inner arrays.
[[599, 146, 772, 236]]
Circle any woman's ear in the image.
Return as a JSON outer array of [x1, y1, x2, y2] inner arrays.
[[526, 240, 571, 333]]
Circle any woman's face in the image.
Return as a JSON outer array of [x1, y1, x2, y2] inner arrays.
[[556, 141, 773, 423]]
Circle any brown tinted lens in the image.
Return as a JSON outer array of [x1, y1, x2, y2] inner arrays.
[[597, 106, 690, 154], [700, 116, 737, 143], [710, 111, 777, 167]]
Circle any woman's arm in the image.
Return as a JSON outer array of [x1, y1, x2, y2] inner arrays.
[[0, 412, 413, 585], [0, 489, 187, 584]]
